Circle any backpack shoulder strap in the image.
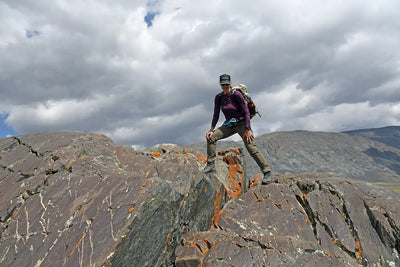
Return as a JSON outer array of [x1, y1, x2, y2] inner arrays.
[[230, 88, 246, 113], [219, 89, 236, 98]]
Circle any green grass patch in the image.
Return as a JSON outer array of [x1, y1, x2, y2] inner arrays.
[[376, 183, 400, 193]]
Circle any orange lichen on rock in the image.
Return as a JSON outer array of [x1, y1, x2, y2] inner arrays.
[[211, 186, 224, 228], [164, 233, 172, 251], [152, 151, 161, 157], [112, 168, 126, 174], [182, 149, 190, 163], [376, 201, 387, 213], [141, 183, 150, 189], [250, 174, 261, 187], [166, 233, 172, 245], [69, 233, 86, 258], [355, 241, 363, 258], [285, 200, 293, 211], [197, 154, 207, 164], [185, 239, 214, 256], [223, 154, 244, 199], [303, 213, 311, 225], [295, 218, 302, 229]]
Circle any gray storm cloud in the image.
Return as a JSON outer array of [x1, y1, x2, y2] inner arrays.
[[1, 0, 399, 147]]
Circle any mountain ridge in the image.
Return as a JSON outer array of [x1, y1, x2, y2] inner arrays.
[[343, 125, 400, 149]]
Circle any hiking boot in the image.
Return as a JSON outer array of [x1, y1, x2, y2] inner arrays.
[[262, 171, 272, 185], [203, 162, 215, 173]]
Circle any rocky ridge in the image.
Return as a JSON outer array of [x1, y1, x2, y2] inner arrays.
[[0, 131, 247, 266], [0, 131, 399, 266]]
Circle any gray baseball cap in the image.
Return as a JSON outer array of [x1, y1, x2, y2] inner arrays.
[[219, 74, 231, 85]]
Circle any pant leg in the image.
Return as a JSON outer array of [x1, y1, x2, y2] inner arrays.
[[207, 125, 236, 163], [236, 122, 271, 173]]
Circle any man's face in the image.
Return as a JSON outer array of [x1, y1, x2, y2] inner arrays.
[[220, 84, 230, 90]]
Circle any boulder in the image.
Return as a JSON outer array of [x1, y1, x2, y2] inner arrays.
[[0, 132, 247, 266], [176, 173, 400, 266]]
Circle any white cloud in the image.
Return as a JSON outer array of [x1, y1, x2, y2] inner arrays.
[[1, 0, 400, 147], [6, 94, 116, 131], [100, 104, 209, 146], [301, 102, 400, 132]]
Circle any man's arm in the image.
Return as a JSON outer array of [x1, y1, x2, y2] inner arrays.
[[211, 94, 221, 128], [207, 94, 220, 140]]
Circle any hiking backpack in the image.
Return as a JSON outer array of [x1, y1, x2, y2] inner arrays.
[[232, 84, 261, 119]]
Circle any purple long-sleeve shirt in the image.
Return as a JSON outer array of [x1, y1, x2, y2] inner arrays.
[[211, 90, 251, 129]]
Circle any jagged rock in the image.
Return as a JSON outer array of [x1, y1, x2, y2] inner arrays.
[[176, 173, 400, 266], [0, 132, 247, 267], [3, 131, 399, 267]]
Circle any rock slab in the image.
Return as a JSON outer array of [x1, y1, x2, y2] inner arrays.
[[0, 132, 247, 266], [176, 173, 400, 266]]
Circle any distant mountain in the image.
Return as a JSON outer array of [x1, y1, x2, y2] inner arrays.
[[186, 129, 400, 183], [343, 126, 400, 149]]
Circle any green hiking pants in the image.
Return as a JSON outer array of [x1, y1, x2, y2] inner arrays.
[[207, 121, 271, 174]]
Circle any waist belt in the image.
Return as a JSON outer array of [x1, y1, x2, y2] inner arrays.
[[223, 117, 244, 128]]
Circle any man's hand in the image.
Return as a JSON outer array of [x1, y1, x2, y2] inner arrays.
[[206, 128, 214, 140], [243, 129, 254, 143]]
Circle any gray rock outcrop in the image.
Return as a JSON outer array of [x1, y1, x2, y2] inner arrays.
[[176, 173, 400, 266], [0, 132, 247, 266], [1, 131, 399, 266]]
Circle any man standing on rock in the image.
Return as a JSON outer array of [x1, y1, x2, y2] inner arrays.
[[205, 74, 272, 185]]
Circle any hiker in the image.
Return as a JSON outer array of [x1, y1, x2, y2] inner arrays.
[[205, 74, 272, 185]]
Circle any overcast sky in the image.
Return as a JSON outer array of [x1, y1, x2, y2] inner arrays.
[[1, 0, 399, 148]]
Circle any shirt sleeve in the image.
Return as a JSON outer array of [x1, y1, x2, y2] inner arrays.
[[211, 94, 221, 128], [233, 91, 251, 129]]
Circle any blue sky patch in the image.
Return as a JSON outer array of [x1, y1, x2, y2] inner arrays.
[[144, 12, 158, 27], [0, 114, 19, 138]]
